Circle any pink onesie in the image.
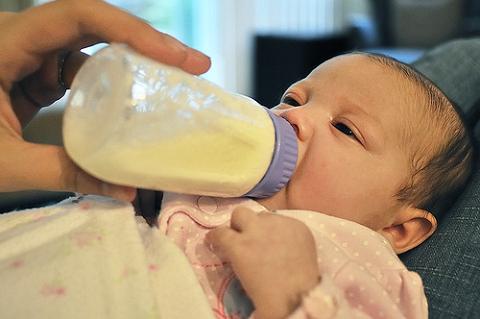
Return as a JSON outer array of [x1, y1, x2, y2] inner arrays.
[[158, 193, 428, 319]]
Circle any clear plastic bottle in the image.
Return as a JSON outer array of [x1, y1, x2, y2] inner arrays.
[[63, 44, 297, 198]]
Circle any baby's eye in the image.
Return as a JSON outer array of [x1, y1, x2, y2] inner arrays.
[[332, 122, 358, 140], [281, 96, 301, 107]]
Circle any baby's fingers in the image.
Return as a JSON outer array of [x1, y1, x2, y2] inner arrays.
[[230, 206, 262, 232], [205, 226, 241, 259]]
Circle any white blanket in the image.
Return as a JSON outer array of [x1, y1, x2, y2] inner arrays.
[[0, 195, 214, 319]]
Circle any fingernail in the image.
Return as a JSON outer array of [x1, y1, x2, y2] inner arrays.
[[122, 187, 137, 201], [191, 47, 210, 60], [204, 233, 214, 250], [102, 183, 136, 202], [207, 242, 216, 252], [182, 50, 211, 75]]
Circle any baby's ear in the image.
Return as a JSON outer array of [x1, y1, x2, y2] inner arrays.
[[378, 207, 437, 254]]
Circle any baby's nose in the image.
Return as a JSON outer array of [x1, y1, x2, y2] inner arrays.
[[278, 108, 312, 142]]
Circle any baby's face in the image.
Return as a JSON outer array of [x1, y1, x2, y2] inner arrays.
[[258, 54, 416, 231]]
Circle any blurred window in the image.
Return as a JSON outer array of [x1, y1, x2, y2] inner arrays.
[[34, 0, 346, 94]]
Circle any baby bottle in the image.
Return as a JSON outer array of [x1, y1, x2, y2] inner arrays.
[[63, 44, 297, 198]]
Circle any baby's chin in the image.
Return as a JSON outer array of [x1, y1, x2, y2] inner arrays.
[[255, 188, 289, 211]]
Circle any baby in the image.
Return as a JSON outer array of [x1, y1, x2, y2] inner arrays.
[[155, 52, 474, 318], [0, 52, 472, 319]]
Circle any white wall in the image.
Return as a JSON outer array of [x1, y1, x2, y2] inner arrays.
[[195, 0, 352, 95]]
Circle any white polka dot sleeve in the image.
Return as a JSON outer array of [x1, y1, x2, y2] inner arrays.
[[286, 264, 427, 319], [287, 274, 370, 319], [273, 209, 428, 319]]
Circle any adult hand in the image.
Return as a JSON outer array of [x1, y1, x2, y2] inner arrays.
[[0, 0, 210, 201], [206, 207, 320, 319]]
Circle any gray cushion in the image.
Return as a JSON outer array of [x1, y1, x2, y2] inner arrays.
[[410, 38, 480, 116], [401, 170, 480, 318], [400, 38, 480, 318]]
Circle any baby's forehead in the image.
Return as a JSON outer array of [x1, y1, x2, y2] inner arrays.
[[311, 53, 421, 91], [316, 53, 429, 110], [326, 54, 436, 143], [307, 53, 439, 120], [320, 53, 418, 78]]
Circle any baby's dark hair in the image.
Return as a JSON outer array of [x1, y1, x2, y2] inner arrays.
[[359, 52, 475, 219]]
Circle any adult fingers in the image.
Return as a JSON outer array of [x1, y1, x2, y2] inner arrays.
[[10, 51, 89, 127], [61, 51, 90, 88], [0, 139, 136, 201], [0, 0, 210, 89]]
